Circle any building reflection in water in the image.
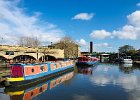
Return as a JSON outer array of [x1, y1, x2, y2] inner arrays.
[[4, 71, 74, 100]]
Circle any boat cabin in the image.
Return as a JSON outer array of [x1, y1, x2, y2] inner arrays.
[[78, 56, 98, 62]]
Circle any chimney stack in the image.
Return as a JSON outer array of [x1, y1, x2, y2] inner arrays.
[[90, 41, 93, 53]]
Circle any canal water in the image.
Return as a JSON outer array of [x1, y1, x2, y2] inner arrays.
[[0, 63, 140, 100]]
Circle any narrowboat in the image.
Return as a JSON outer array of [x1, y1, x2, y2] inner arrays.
[[4, 60, 74, 86], [76, 56, 99, 66], [5, 71, 74, 100]]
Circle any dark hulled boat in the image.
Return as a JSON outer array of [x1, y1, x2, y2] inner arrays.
[[76, 56, 99, 66]]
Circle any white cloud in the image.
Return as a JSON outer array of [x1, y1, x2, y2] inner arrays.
[[90, 10, 140, 40], [77, 39, 87, 46], [113, 11, 140, 40], [112, 25, 138, 40], [0, 0, 64, 45], [90, 30, 111, 39], [137, 3, 140, 7], [94, 43, 111, 47], [76, 39, 89, 52], [127, 11, 140, 27], [72, 13, 94, 21], [76, 40, 112, 52]]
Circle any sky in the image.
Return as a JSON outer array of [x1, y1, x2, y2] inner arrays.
[[0, 0, 140, 52]]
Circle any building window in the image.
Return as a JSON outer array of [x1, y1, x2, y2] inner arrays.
[[5, 51, 14, 55]]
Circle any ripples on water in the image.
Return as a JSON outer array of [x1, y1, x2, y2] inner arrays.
[[0, 63, 140, 100]]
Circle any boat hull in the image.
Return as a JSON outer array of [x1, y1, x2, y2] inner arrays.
[[76, 61, 97, 66], [121, 59, 133, 64], [123, 60, 133, 64]]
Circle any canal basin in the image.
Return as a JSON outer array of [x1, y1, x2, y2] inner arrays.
[[0, 63, 140, 100]]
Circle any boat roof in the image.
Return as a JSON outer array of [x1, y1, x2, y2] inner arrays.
[[100, 54, 110, 56]]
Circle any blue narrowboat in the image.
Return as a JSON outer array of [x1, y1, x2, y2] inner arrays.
[[5, 60, 74, 86]]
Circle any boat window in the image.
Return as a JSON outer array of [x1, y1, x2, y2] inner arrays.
[[88, 58, 91, 61], [81, 58, 82, 61], [40, 87, 43, 92], [83, 58, 85, 61], [54, 64, 57, 69], [78, 57, 82, 61], [40, 66, 44, 71], [31, 91, 34, 96], [32, 68, 34, 73]]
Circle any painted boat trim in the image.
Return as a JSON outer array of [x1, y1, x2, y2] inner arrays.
[[7, 91, 24, 96], [7, 77, 24, 82]]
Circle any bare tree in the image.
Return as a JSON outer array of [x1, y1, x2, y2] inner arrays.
[[18, 36, 41, 47], [54, 36, 79, 59]]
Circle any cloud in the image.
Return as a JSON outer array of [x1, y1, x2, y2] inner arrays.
[[0, 0, 64, 45], [90, 30, 111, 39], [76, 38, 112, 52], [76, 39, 89, 52], [112, 25, 138, 40], [72, 13, 94, 21], [127, 10, 140, 27], [113, 11, 140, 40], [90, 10, 140, 40], [94, 43, 112, 48], [77, 39, 87, 46], [137, 3, 140, 7]]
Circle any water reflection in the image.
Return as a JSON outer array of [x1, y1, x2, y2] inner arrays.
[[76, 64, 98, 75], [4, 71, 74, 100], [73, 94, 92, 100], [128, 90, 140, 100], [77, 67, 93, 75], [119, 64, 140, 74], [90, 64, 140, 91], [119, 64, 133, 74]]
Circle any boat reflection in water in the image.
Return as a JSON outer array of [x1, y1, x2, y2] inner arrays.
[[76, 65, 97, 75], [119, 64, 133, 74], [4, 70, 74, 100], [77, 67, 92, 75], [121, 64, 133, 67]]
